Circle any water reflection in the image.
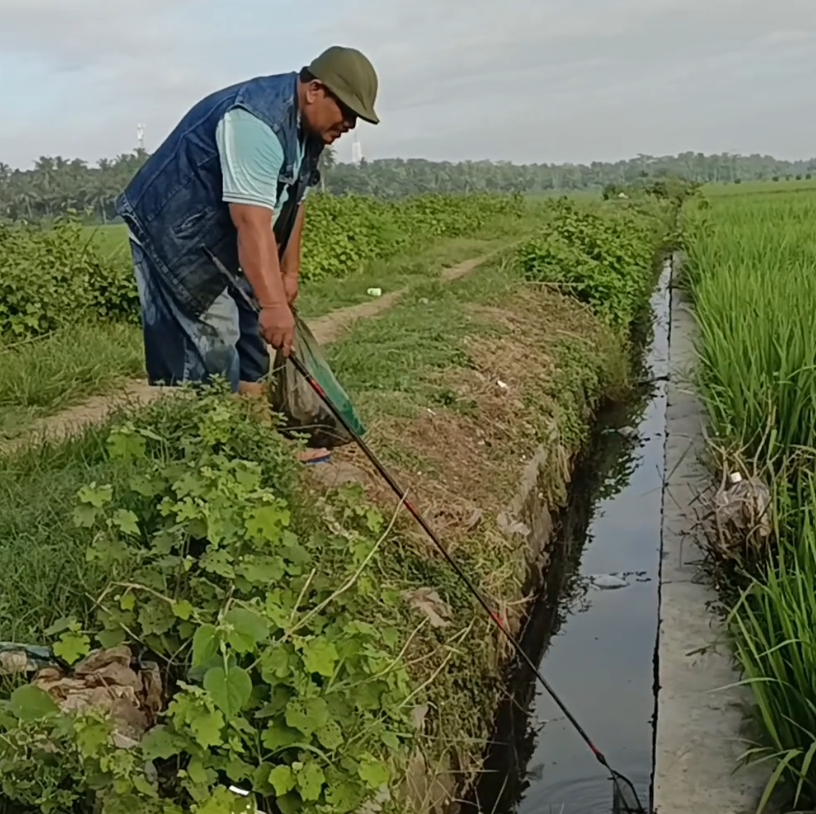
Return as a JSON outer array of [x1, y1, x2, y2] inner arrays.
[[469, 266, 670, 814]]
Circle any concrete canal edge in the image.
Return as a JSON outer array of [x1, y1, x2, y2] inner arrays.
[[653, 253, 768, 813]]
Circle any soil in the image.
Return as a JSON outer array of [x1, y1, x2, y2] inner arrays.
[[325, 286, 609, 537], [0, 380, 163, 457]]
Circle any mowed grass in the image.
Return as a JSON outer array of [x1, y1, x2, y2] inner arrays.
[[0, 323, 144, 442], [685, 187, 816, 807]]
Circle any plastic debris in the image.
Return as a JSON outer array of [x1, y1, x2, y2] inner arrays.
[[497, 511, 530, 538], [403, 588, 452, 628], [589, 574, 629, 590], [712, 470, 772, 557], [229, 786, 266, 813], [366, 287, 383, 297], [32, 646, 163, 750]]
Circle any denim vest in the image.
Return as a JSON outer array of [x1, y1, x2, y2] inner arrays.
[[116, 72, 323, 315]]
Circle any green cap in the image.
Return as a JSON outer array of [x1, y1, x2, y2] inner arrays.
[[308, 46, 380, 125]]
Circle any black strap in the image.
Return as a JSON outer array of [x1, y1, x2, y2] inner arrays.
[[274, 140, 322, 258]]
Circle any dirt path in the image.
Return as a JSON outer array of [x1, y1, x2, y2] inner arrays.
[[2, 249, 504, 455], [310, 253, 495, 344]]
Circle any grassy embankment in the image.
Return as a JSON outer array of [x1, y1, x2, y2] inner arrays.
[[0, 193, 676, 813], [684, 182, 816, 810]]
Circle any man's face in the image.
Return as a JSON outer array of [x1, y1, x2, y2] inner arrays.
[[302, 81, 358, 144]]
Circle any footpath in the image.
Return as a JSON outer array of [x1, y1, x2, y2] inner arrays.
[[654, 253, 767, 813]]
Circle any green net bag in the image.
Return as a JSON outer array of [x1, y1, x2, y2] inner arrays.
[[269, 313, 365, 449]]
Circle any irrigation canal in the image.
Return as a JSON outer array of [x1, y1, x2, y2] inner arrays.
[[469, 262, 671, 813]]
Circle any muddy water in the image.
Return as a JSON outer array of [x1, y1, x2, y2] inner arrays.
[[470, 263, 670, 814]]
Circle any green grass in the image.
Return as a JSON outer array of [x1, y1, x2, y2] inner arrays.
[[0, 252, 621, 814], [0, 323, 144, 442], [84, 222, 130, 258], [297, 233, 508, 318], [326, 268, 508, 420], [83, 214, 539, 321], [0, 252, 612, 641], [685, 185, 816, 807], [0, 197, 660, 813], [704, 178, 816, 198], [0, 425, 126, 641], [0, 214, 541, 442], [326, 251, 620, 454]]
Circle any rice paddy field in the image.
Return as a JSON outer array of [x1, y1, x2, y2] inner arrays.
[[684, 183, 816, 809]]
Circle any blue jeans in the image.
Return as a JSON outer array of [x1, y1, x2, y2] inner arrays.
[[130, 241, 269, 391]]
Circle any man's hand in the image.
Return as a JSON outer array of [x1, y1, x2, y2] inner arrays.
[[259, 302, 295, 355], [282, 273, 299, 306]]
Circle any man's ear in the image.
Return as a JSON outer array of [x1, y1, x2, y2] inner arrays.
[[305, 80, 323, 104]]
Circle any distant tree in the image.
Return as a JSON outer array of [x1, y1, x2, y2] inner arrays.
[[4, 148, 816, 222]]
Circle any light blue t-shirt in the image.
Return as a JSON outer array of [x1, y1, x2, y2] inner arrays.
[[129, 108, 307, 244], [216, 107, 307, 222]]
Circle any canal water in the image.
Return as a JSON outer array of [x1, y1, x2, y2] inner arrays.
[[470, 262, 670, 814]]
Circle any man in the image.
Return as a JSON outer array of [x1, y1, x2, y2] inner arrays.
[[115, 46, 379, 459]]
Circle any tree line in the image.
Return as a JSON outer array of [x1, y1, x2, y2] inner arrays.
[[2, 148, 815, 223]]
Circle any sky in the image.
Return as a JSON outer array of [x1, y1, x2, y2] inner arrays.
[[1, 0, 815, 169]]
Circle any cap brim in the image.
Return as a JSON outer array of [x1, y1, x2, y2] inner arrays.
[[332, 87, 379, 125]]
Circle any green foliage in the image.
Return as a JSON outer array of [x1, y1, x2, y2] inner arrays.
[[685, 190, 816, 468], [4, 151, 816, 222], [729, 497, 816, 809], [0, 388, 416, 813], [300, 191, 523, 281], [602, 176, 701, 207], [514, 199, 666, 330], [0, 216, 139, 338], [0, 193, 524, 341]]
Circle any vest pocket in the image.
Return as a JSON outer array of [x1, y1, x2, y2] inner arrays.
[[173, 207, 217, 238]]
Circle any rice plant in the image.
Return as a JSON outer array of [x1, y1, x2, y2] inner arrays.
[[685, 193, 816, 468], [729, 474, 816, 809], [685, 188, 816, 807]]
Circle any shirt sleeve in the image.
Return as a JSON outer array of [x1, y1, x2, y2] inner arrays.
[[215, 107, 284, 211]]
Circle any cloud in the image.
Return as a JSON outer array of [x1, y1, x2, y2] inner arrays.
[[1, 0, 814, 167]]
